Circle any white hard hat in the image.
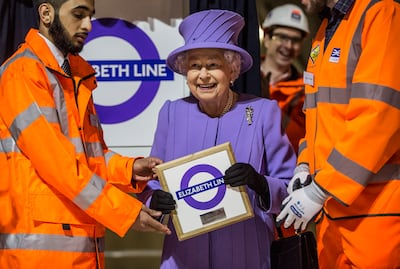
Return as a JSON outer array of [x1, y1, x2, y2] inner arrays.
[[262, 4, 309, 34]]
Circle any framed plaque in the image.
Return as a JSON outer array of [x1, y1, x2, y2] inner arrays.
[[155, 142, 254, 241]]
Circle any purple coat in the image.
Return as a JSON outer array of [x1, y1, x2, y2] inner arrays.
[[138, 93, 296, 269]]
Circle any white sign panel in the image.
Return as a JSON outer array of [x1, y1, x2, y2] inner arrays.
[[80, 17, 188, 156]]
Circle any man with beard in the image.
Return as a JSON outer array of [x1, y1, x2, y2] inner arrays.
[[277, 0, 400, 268], [260, 4, 310, 154], [0, 0, 171, 268]]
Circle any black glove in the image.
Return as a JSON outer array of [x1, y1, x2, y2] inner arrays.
[[149, 190, 176, 214], [292, 174, 312, 191], [224, 163, 270, 208]]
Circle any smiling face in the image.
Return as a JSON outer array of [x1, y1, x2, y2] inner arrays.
[[264, 26, 304, 69], [185, 48, 233, 110], [39, 0, 95, 55]]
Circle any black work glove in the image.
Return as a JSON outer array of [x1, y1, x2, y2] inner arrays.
[[149, 190, 176, 214], [224, 163, 270, 209]]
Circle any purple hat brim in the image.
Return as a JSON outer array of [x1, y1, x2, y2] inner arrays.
[[166, 42, 253, 75]]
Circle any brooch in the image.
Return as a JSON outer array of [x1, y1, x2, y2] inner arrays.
[[245, 106, 253, 125]]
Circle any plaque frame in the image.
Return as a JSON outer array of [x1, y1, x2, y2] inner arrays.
[[155, 142, 254, 241]]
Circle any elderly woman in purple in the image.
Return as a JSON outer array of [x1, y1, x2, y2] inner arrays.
[[137, 9, 296, 269]]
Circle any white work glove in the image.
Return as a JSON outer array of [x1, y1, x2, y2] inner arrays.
[[277, 180, 327, 231], [287, 163, 312, 194]]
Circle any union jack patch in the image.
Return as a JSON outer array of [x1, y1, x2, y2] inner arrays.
[[329, 48, 341, 63]]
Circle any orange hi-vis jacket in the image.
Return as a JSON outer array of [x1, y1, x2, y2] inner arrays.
[[299, 0, 400, 220], [260, 68, 305, 154], [0, 29, 146, 269]]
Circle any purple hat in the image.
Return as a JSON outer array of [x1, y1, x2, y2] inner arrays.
[[166, 9, 253, 75]]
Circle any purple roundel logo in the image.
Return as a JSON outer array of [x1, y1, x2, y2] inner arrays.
[[179, 164, 226, 210], [85, 18, 173, 124]]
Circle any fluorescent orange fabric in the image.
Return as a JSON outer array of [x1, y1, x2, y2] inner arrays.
[[261, 72, 305, 154], [299, 0, 400, 268], [0, 29, 146, 268], [316, 214, 400, 268]]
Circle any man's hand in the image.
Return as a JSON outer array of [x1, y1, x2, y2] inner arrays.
[[131, 205, 171, 235], [287, 163, 312, 194], [132, 157, 163, 182], [150, 190, 176, 214], [276, 181, 327, 231]]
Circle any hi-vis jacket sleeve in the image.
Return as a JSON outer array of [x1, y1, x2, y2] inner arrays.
[[0, 56, 142, 237], [104, 149, 147, 193]]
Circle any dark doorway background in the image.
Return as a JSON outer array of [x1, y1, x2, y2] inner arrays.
[[0, 0, 37, 65], [190, 0, 261, 96]]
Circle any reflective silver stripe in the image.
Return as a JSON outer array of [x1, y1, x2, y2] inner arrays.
[[105, 151, 116, 166], [0, 49, 36, 75], [85, 141, 104, 158], [304, 92, 317, 109], [9, 103, 41, 141], [328, 148, 400, 186], [70, 137, 85, 154], [0, 137, 20, 153], [0, 233, 104, 252], [40, 107, 59, 124], [346, 1, 362, 89], [46, 67, 70, 136], [305, 84, 400, 108], [317, 87, 350, 104], [298, 140, 307, 156], [346, 0, 383, 91], [352, 83, 400, 109], [1, 48, 71, 138], [73, 173, 106, 210]]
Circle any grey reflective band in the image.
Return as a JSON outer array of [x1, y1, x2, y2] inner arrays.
[[0, 233, 104, 252], [9, 103, 41, 141], [43, 54, 105, 159], [70, 137, 85, 154], [3, 48, 108, 214], [305, 83, 399, 109], [0, 137, 20, 153], [0, 48, 70, 138], [318, 87, 351, 104], [69, 140, 104, 157], [328, 148, 400, 186], [85, 141, 104, 158], [0, 49, 37, 75], [73, 173, 106, 210], [40, 107, 59, 124], [2, 48, 105, 159], [46, 67, 70, 136], [352, 83, 400, 109], [105, 151, 117, 166], [304, 92, 317, 109], [298, 140, 307, 156]]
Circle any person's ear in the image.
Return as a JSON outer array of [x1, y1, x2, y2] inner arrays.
[[263, 34, 271, 50], [38, 3, 54, 27]]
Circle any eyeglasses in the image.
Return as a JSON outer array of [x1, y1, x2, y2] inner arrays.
[[271, 33, 303, 46]]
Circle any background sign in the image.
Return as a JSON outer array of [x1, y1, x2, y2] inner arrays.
[[81, 17, 189, 156]]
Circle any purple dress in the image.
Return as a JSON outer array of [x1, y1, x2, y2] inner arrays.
[[138, 93, 296, 269]]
